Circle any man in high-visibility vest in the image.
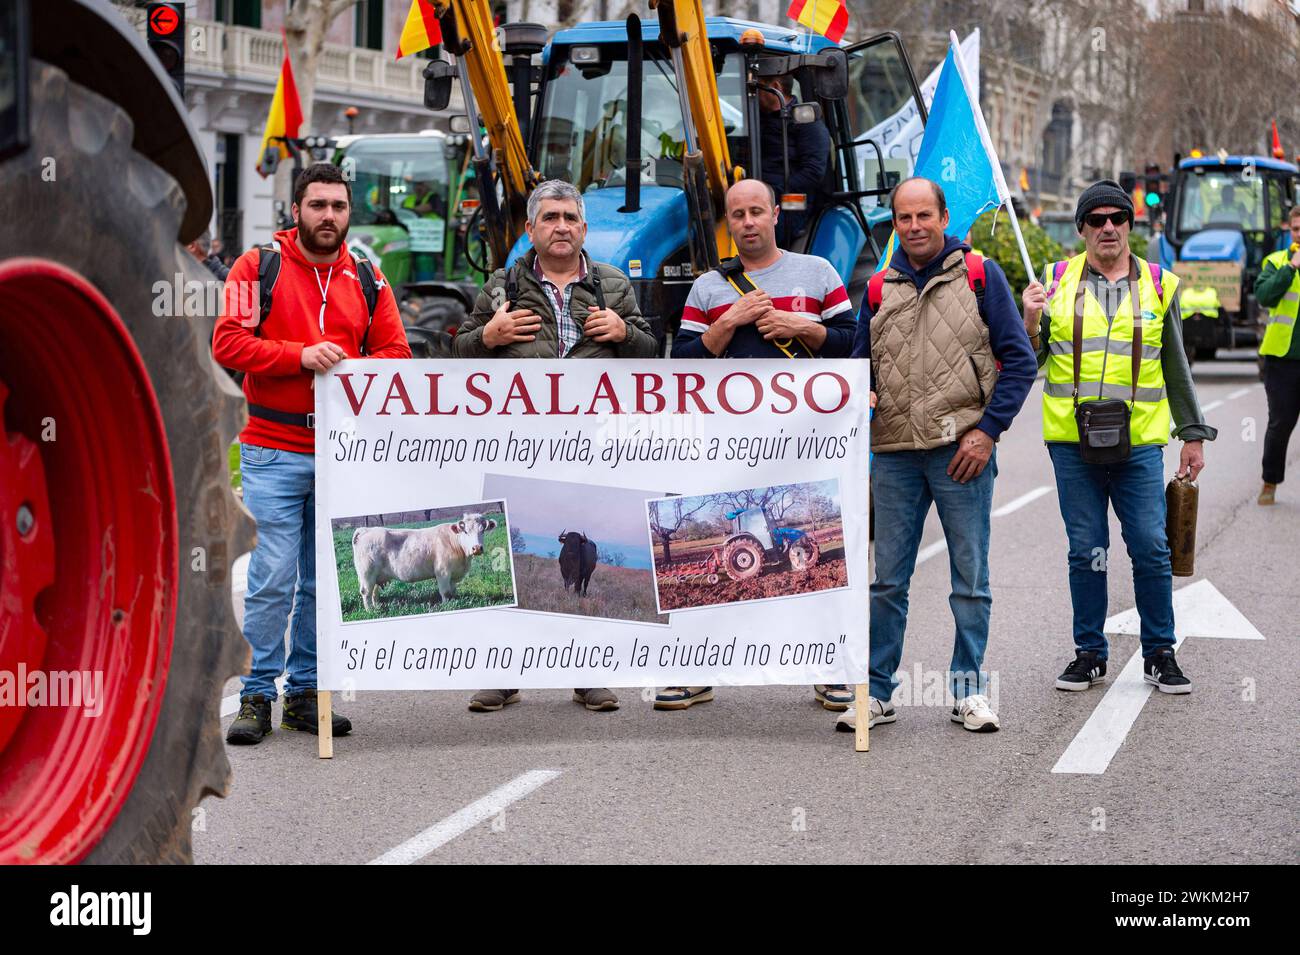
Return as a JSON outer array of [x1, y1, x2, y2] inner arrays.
[[1021, 180, 1217, 695], [1253, 204, 1300, 506]]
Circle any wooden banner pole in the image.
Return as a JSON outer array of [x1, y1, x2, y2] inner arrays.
[[854, 683, 869, 752], [318, 690, 334, 759]]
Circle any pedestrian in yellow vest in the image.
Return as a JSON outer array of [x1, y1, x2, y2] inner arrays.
[[1021, 180, 1217, 695], [1252, 204, 1300, 505]]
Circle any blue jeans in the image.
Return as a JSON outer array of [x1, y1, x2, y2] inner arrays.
[[239, 444, 317, 699], [1046, 442, 1174, 660], [869, 443, 996, 703]]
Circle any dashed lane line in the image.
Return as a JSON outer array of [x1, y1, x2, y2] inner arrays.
[[368, 770, 562, 865]]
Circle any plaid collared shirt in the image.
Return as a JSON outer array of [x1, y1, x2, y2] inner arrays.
[[533, 253, 588, 357]]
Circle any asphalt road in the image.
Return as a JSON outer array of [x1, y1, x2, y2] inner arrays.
[[195, 353, 1297, 865]]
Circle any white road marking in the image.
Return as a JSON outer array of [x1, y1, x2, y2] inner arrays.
[[233, 552, 250, 594], [915, 485, 1054, 565], [368, 770, 562, 865], [992, 485, 1053, 517], [916, 540, 948, 565], [1226, 387, 1251, 400], [1202, 400, 1224, 412], [1053, 580, 1264, 775], [220, 676, 285, 717]]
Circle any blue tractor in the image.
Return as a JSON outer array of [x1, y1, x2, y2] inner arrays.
[[1152, 155, 1299, 361], [719, 506, 820, 581]]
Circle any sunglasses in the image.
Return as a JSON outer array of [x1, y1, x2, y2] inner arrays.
[[1084, 211, 1130, 229]]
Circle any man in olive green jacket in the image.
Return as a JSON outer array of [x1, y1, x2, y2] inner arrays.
[[453, 180, 657, 714], [452, 183, 657, 359]]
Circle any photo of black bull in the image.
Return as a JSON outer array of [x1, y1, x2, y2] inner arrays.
[[558, 530, 597, 596]]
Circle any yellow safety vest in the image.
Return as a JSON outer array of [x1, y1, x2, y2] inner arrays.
[[1179, 285, 1220, 318], [1259, 248, 1298, 357], [1041, 253, 1179, 446]]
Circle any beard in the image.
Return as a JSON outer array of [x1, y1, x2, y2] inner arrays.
[[299, 218, 348, 255]]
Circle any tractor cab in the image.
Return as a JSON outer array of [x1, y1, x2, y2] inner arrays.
[[1157, 155, 1299, 359], [332, 131, 485, 289], [726, 506, 774, 549]]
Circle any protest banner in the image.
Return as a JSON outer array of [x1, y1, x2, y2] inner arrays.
[[314, 359, 871, 753]]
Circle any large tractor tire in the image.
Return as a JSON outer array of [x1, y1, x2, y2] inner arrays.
[[0, 63, 253, 864], [722, 537, 764, 582]]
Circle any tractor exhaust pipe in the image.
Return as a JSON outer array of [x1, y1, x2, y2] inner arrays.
[[622, 13, 643, 214]]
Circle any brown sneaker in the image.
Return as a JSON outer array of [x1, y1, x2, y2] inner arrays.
[[1259, 483, 1277, 506], [468, 688, 520, 712], [573, 687, 619, 711]]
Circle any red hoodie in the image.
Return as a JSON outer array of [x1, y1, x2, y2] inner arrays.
[[213, 228, 411, 454]]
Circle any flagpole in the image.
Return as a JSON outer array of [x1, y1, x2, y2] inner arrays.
[[947, 30, 1035, 284]]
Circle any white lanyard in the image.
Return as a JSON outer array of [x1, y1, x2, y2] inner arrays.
[[313, 264, 334, 334]]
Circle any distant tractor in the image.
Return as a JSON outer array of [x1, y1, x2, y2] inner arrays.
[[659, 507, 820, 584]]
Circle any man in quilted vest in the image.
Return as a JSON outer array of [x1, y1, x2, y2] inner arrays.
[[1021, 179, 1216, 696], [843, 177, 1037, 735]]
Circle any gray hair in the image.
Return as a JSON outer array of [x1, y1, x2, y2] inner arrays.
[[527, 179, 585, 224]]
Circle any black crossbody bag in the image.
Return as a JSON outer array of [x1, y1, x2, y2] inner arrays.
[[1073, 261, 1142, 465]]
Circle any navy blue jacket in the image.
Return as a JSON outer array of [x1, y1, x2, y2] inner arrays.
[[851, 235, 1036, 441]]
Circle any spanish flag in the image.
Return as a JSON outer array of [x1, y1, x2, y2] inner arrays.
[[396, 0, 442, 60], [787, 0, 848, 44], [256, 36, 303, 178]]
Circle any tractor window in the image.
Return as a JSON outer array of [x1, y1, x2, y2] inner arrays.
[[1176, 169, 1266, 235], [535, 51, 747, 193], [338, 138, 452, 227], [844, 35, 924, 198]]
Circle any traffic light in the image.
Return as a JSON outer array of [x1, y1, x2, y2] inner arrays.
[[146, 2, 185, 98], [1143, 163, 1163, 219]]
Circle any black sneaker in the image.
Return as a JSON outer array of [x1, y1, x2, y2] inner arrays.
[[1055, 650, 1107, 691], [281, 689, 353, 735], [1143, 647, 1192, 694], [226, 694, 272, 745]]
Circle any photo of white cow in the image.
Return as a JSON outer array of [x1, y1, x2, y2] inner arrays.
[[331, 502, 516, 622]]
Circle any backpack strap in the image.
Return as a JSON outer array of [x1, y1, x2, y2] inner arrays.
[[256, 240, 282, 327], [867, 269, 886, 313], [717, 255, 758, 295], [504, 259, 524, 309], [1045, 259, 1069, 303], [965, 251, 987, 322], [1148, 262, 1164, 302], [354, 253, 380, 354], [587, 261, 607, 311]]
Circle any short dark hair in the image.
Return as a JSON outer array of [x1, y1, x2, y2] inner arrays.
[[294, 162, 352, 207], [889, 176, 947, 222]]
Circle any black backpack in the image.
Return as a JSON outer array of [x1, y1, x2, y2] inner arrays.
[[256, 240, 381, 352]]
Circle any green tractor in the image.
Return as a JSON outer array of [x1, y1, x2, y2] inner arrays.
[[332, 131, 489, 355]]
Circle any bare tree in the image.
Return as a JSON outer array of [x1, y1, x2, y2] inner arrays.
[[648, 497, 712, 564], [510, 525, 527, 552]]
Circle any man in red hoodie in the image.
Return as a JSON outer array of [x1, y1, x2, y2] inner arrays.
[[214, 163, 411, 745]]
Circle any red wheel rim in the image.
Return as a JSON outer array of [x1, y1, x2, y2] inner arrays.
[[0, 259, 177, 863]]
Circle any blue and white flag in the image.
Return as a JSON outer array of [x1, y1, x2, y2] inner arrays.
[[877, 31, 1026, 275]]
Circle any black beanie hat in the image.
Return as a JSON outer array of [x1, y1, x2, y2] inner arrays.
[[1075, 179, 1135, 231]]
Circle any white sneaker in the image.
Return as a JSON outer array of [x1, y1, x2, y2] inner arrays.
[[951, 694, 999, 732], [834, 697, 896, 732]]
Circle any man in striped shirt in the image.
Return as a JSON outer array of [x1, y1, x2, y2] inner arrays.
[[656, 179, 857, 713], [672, 179, 855, 359]]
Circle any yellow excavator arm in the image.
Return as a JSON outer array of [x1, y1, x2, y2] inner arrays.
[[651, 0, 736, 263], [430, 0, 540, 263]]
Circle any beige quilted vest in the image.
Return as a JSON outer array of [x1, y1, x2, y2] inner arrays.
[[869, 249, 998, 452]]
